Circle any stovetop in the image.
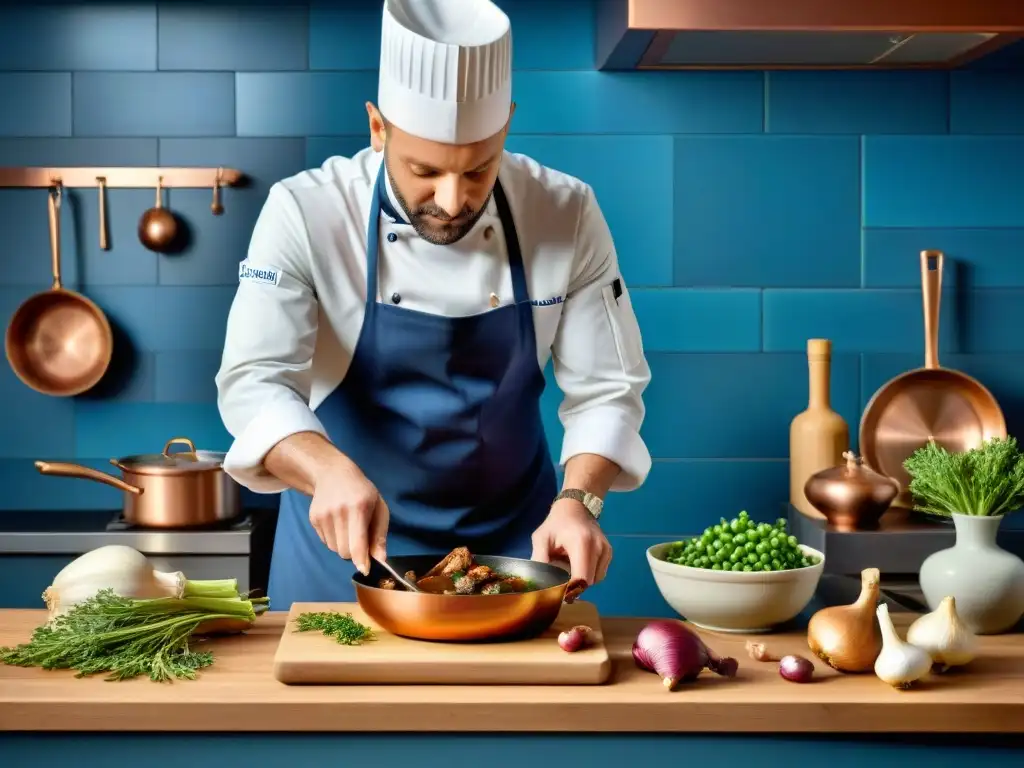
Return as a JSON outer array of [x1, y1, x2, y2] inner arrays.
[[0, 509, 272, 556]]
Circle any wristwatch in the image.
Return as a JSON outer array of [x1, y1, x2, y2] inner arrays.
[[553, 488, 604, 521]]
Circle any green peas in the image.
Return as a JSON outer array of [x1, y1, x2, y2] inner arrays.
[[665, 512, 812, 572]]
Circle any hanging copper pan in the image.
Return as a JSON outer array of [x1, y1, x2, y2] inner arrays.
[[5, 184, 113, 396], [859, 250, 1006, 508]]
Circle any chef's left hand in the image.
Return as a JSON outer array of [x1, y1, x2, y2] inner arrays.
[[530, 498, 612, 586]]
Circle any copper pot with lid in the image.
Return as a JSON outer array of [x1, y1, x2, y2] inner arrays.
[[35, 437, 241, 528], [804, 451, 899, 532]]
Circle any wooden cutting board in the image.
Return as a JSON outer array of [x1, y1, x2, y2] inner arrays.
[[273, 600, 612, 685]]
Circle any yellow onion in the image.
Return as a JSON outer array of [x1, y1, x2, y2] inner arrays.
[[807, 566, 882, 673]]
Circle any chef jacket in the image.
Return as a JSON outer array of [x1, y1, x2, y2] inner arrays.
[[216, 147, 652, 495]]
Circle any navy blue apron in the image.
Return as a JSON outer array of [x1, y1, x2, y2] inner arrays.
[[266, 160, 558, 607]]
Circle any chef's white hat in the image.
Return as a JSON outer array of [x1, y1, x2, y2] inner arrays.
[[378, 0, 512, 145]]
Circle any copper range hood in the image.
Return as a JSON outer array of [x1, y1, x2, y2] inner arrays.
[[596, 0, 1024, 70]]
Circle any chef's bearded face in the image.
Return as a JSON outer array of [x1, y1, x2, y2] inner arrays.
[[367, 103, 513, 246]]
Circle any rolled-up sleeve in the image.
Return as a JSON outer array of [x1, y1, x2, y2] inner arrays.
[[550, 185, 652, 491], [216, 183, 327, 493]]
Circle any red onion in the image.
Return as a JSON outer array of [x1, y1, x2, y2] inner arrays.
[[632, 620, 738, 691], [779, 654, 814, 683]]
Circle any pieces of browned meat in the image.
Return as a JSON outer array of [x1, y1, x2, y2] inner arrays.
[[374, 547, 589, 602]]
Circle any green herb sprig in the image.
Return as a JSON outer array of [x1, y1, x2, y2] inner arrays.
[[903, 436, 1024, 518], [0, 588, 266, 682], [295, 611, 374, 645]]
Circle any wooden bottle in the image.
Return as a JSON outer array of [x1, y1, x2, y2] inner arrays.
[[790, 339, 849, 519]]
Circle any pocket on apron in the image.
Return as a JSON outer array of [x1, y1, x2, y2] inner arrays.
[[601, 280, 644, 372]]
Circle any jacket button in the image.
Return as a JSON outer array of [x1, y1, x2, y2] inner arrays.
[[483, 226, 494, 240], [391, 292, 401, 304], [387, 232, 398, 243]]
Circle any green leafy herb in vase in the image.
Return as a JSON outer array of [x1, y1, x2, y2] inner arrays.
[[903, 436, 1024, 518]]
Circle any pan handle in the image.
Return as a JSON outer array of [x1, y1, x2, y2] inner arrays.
[[34, 461, 143, 495], [920, 250, 943, 370], [48, 184, 63, 291]]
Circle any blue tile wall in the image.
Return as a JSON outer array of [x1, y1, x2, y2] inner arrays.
[[1, 1, 1023, 618]]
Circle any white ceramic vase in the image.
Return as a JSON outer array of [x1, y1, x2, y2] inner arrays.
[[919, 513, 1024, 634]]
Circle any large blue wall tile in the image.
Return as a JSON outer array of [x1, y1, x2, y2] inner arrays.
[[766, 71, 949, 134], [81, 286, 161, 351], [511, 72, 764, 134], [309, 0, 596, 71], [154, 350, 221, 403], [950, 72, 1024, 134], [601, 459, 788, 536], [0, 138, 157, 167], [236, 72, 378, 137], [0, 74, 71, 137], [639, 353, 861, 459], [864, 136, 1024, 227], [158, 4, 308, 71], [0, 6, 156, 71], [308, 0, 381, 70], [861, 354, 1024, 438], [863, 229, 1024, 288], [74, 402, 232, 457], [73, 73, 236, 137], [589, 535, 688, 618], [152, 287, 237, 351], [674, 136, 861, 287], [305, 136, 371, 167], [631, 289, 761, 352], [504, 135, 674, 286], [763, 289, 957, 353]]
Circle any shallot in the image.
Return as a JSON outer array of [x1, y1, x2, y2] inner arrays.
[[632, 620, 738, 691], [558, 625, 592, 652], [778, 655, 814, 683]]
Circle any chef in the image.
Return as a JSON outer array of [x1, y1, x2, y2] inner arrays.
[[216, 0, 651, 608]]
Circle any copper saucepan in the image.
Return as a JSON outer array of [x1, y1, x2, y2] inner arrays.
[[35, 437, 241, 528], [859, 250, 1006, 508], [6, 184, 113, 396], [354, 554, 576, 641]]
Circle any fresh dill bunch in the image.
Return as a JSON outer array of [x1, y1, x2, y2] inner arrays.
[[0, 588, 260, 682], [903, 436, 1024, 518], [295, 611, 374, 645]]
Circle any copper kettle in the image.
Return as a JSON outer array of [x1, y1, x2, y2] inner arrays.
[[804, 451, 899, 532]]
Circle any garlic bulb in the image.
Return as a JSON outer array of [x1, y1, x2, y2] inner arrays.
[[43, 545, 236, 621], [874, 603, 932, 689], [906, 595, 977, 672]]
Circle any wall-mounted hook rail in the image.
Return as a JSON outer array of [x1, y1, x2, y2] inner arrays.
[[0, 167, 245, 189]]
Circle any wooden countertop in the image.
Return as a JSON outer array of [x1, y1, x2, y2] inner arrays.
[[2, 608, 1023, 733]]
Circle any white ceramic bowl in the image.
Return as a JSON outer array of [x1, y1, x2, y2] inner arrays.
[[646, 542, 825, 633]]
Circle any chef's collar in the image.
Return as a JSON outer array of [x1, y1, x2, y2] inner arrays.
[[381, 165, 410, 224]]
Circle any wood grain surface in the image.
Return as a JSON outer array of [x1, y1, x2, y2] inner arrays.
[[2, 608, 1024, 733], [273, 601, 612, 685]]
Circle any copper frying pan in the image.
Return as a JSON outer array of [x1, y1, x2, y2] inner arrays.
[[859, 250, 1005, 508], [353, 554, 574, 641], [5, 184, 113, 396]]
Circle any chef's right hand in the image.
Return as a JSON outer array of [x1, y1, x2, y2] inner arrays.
[[308, 459, 390, 576]]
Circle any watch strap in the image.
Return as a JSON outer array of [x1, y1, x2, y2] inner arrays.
[[553, 488, 603, 520]]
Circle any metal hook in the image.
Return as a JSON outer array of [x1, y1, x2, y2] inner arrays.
[[211, 166, 224, 215]]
